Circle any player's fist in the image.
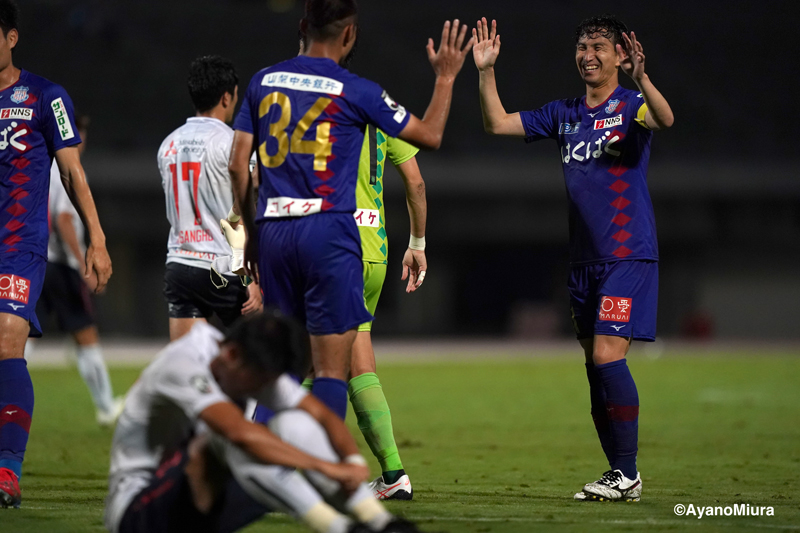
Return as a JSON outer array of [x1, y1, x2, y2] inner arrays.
[[85, 243, 112, 294], [427, 19, 476, 80], [472, 17, 501, 71]]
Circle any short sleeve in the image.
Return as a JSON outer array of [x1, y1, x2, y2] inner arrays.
[[520, 101, 559, 143], [352, 81, 410, 139], [386, 134, 419, 166], [634, 102, 651, 130], [233, 77, 257, 134], [153, 356, 230, 419], [255, 374, 308, 412], [40, 85, 82, 153]]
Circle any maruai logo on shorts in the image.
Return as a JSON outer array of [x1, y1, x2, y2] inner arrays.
[[599, 296, 631, 322], [0, 274, 30, 304]]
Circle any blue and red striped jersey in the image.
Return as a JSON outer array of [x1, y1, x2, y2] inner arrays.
[[0, 70, 81, 258], [521, 85, 657, 265]]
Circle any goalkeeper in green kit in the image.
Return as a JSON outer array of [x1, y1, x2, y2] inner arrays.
[[302, 126, 426, 501]]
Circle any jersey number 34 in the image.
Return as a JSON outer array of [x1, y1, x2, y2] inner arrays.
[[259, 92, 333, 172]]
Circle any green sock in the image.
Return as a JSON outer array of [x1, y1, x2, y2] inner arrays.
[[348, 372, 403, 474], [301, 378, 314, 391]]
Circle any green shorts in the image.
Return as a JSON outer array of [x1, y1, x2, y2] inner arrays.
[[358, 262, 387, 332]]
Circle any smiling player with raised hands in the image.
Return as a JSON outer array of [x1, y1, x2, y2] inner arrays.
[[473, 15, 673, 502]]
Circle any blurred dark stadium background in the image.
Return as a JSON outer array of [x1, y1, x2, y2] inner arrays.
[[17, 0, 798, 339]]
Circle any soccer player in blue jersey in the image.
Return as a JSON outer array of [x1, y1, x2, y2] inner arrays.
[[0, 0, 112, 508], [228, 0, 473, 421], [473, 15, 674, 501]]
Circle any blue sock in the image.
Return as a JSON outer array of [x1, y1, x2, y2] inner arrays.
[[311, 377, 348, 420], [0, 359, 34, 480], [252, 404, 275, 425], [586, 363, 615, 468], [595, 359, 639, 479]]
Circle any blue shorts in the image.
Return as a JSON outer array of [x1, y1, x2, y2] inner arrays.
[[0, 252, 46, 337], [257, 213, 372, 335], [568, 260, 658, 342]]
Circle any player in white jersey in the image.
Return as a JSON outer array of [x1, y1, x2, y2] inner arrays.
[[105, 311, 420, 533], [29, 116, 122, 426], [157, 56, 261, 341]]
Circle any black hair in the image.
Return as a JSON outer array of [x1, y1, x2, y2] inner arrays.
[[0, 0, 19, 39], [223, 309, 310, 377], [575, 14, 627, 49], [302, 0, 358, 42], [187, 55, 238, 113]]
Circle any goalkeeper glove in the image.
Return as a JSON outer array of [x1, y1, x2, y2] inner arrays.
[[220, 218, 246, 275]]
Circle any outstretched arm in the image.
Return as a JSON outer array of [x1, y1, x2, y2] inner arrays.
[[54, 146, 112, 292], [397, 20, 476, 150], [395, 156, 427, 293], [473, 18, 525, 137], [618, 32, 674, 130]]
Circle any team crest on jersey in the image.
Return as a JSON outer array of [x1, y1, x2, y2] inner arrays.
[[605, 99, 620, 114], [559, 122, 581, 135], [594, 114, 623, 130], [190, 375, 212, 394], [10, 86, 29, 104]]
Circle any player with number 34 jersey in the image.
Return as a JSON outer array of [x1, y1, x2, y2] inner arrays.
[[229, 0, 474, 422]]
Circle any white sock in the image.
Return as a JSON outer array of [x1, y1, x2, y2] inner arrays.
[[349, 489, 392, 531], [76, 344, 114, 413]]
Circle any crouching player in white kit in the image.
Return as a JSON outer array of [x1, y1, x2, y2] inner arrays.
[[105, 311, 420, 533], [158, 56, 261, 341]]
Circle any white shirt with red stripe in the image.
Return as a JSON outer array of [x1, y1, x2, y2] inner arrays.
[[157, 117, 235, 270]]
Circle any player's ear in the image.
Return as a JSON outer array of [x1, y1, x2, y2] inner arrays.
[[7, 29, 18, 51], [342, 22, 356, 49]]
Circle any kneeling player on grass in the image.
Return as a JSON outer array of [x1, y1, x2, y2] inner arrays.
[[104, 311, 420, 533], [473, 15, 673, 501]]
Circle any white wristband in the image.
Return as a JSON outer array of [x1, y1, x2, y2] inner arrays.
[[408, 235, 426, 251], [343, 454, 368, 466], [227, 207, 241, 223]]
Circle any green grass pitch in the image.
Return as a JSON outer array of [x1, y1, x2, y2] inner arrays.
[[3, 351, 799, 532]]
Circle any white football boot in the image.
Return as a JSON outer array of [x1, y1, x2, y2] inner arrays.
[[575, 469, 642, 502], [369, 474, 413, 500]]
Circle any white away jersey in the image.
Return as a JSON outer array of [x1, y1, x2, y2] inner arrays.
[[47, 161, 84, 270], [157, 117, 236, 270], [105, 322, 307, 532]]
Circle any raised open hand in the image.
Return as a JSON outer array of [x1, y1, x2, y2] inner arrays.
[[617, 31, 646, 81], [472, 17, 501, 71], [426, 19, 476, 80]]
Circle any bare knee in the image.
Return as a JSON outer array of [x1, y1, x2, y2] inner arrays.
[[0, 313, 31, 360], [591, 335, 631, 365]]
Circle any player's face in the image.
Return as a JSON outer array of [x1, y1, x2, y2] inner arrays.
[[575, 33, 620, 87], [0, 29, 18, 70]]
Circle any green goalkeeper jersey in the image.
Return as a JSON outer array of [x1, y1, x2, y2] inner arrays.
[[355, 126, 419, 264]]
